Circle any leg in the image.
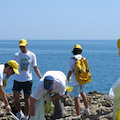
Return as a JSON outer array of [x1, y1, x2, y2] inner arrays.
[[74, 97, 80, 115], [81, 92, 88, 108], [71, 84, 81, 116], [23, 80, 33, 117], [12, 80, 22, 112], [53, 98, 64, 119], [12, 80, 25, 119], [24, 93, 31, 116], [13, 90, 21, 112], [81, 91, 90, 115]]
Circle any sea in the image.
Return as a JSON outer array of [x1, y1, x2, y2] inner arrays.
[[0, 40, 119, 94]]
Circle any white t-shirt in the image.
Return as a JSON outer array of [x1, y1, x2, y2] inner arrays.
[[32, 71, 66, 100], [0, 64, 4, 86], [14, 50, 37, 82], [67, 54, 83, 86]]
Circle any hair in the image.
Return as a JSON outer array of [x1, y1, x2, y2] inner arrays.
[[72, 48, 82, 55], [5, 63, 9, 68], [5, 63, 13, 70]]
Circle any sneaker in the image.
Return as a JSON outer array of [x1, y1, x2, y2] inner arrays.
[[84, 108, 90, 115], [76, 115, 82, 120], [77, 115, 82, 118], [16, 111, 25, 119]]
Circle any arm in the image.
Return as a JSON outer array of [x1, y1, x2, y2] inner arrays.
[[34, 66, 42, 79], [0, 86, 11, 113], [51, 94, 62, 101], [30, 97, 38, 116], [67, 71, 73, 81]]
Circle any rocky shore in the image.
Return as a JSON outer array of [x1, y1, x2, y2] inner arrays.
[[0, 91, 113, 120]]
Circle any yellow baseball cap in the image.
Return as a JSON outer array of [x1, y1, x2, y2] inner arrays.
[[117, 38, 120, 55], [74, 44, 82, 49], [19, 39, 27, 46], [7, 60, 19, 74]]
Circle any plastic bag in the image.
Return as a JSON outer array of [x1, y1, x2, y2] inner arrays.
[[109, 77, 120, 100], [109, 77, 120, 120], [116, 106, 120, 120], [3, 79, 7, 87], [35, 97, 45, 120], [109, 87, 114, 100], [44, 101, 54, 114], [66, 85, 73, 92]]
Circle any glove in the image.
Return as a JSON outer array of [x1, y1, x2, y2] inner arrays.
[[29, 116, 35, 120], [43, 94, 51, 101], [3, 79, 7, 87]]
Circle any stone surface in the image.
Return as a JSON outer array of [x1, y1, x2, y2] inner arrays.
[[0, 91, 113, 120]]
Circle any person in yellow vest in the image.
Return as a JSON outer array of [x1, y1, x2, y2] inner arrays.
[[109, 38, 120, 120]]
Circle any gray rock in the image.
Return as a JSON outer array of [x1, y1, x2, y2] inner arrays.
[[0, 91, 113, 120]]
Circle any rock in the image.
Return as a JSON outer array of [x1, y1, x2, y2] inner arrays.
[[0, 91, 113, 120]]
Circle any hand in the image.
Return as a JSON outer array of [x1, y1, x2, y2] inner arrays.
[[3, 79, 7, 87], [5, 104, 11, 113], [67, 77, 70, 81], [29, 116, 35, 120]]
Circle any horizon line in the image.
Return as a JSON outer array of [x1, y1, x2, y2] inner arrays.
[[0, 39, 117, 41]]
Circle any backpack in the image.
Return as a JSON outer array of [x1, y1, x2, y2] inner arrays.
[[72, 56, 92, 84]]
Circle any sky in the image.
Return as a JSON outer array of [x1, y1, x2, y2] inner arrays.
[[0, 0, 120, 40]]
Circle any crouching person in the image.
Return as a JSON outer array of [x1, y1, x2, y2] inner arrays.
[[29, 71, 66, 120], [0, 60, 19, 113]]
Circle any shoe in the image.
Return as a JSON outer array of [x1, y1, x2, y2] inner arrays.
[[24, 116, 29, 120], [76, 115, 82, 120], [16, 111, 25, 119], [77, 115, 82, 118], [84, 108, 90, 115]]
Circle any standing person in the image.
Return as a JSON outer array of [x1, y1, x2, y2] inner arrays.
[[29, 71, 66, 120], [109, 38, 120, 120], [0, 60, 19, 113], [12, 39, 42, 120], [67, 44, 90, 118]]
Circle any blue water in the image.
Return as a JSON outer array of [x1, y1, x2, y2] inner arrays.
[[0, 40, 119, 94]]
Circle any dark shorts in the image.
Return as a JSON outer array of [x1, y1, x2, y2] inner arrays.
[[12, 80, 33, 94]]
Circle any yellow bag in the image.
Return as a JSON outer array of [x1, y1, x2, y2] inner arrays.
[[73, 57, 92, 84], [3, 79, 7, 87], [44, 101, 54, 114], [114, 85, 120, 120], [66, 85, 73, 92], [116, 106, 120, 120]]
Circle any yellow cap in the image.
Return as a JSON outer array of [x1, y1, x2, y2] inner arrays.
[[74, 44, 82, 49], [7, 60, 19, 74], [117, 38, 120, 55], [19, 39, 27, 46]]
